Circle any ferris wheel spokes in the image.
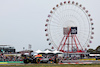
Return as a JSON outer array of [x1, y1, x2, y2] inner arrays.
[[45, 1, 94, 53]]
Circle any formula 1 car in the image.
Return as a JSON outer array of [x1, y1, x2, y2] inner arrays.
[[23, 54, 59, 64]]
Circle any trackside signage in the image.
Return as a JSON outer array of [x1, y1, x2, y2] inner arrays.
[[89, 54, 100, 56]]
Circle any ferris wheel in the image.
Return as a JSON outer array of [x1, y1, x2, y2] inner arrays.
[[45, 1, 94, 53]]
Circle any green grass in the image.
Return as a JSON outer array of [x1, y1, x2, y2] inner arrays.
[[0, 64, 100, 67]]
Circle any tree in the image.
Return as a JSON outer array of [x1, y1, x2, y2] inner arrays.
[[95, 45, 100, 53], [87, 48, 96, 53], [87, 45, 100, 53]]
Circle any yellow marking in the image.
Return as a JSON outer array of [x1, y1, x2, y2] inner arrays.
[[79, 58, 96, 60], [0, 62, 8, 64]]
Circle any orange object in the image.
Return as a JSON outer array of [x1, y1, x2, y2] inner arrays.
[[35, 54, 42, 58]]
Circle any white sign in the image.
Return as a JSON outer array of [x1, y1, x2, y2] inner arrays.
[[89, 54, 100, 56]]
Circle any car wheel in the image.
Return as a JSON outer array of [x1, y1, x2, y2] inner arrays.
[[36, 58, 40, 63], [24, 59, 29, 64]]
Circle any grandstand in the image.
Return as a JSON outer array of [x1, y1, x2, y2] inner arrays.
[[0, 45, 15, 53]]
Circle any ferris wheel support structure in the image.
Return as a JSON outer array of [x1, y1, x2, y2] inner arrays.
[[57, 27, 84, 53]]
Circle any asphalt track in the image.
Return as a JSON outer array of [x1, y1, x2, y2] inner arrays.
[[59, 60, 100, 64], [0, 60, 100, 65]]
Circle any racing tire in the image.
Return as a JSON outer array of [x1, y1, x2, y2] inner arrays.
[[24, 59, 29, 64], [36, 58, 40, 64]]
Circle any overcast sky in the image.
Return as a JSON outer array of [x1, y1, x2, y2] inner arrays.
[[0, 0, 100, 51]]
